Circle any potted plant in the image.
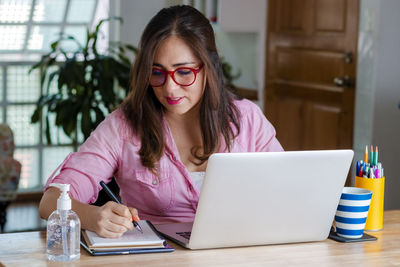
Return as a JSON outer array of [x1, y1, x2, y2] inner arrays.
[[30, 17, 137, 146], [30, 18, 241, 146]]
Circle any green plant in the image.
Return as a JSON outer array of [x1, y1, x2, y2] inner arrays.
[[30, 17, 137, 145], [31, 17, 240, 146], [221, 59, 241, 93]]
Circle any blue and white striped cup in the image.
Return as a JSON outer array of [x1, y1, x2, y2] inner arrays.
[[335, 187, 373, 239]]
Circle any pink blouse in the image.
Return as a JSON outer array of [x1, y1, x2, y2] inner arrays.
[[45, 99, 283, 224]]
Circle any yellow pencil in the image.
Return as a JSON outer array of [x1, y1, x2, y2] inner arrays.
[[364, 145, 368, 163]]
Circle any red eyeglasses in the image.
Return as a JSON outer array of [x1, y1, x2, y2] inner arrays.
[[149, 65, 203, 87]]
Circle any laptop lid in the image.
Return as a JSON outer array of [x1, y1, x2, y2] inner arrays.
[[157, 150, 354, 249]]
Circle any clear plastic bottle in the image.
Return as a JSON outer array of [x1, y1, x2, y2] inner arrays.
[[46, 183, 80, 262]]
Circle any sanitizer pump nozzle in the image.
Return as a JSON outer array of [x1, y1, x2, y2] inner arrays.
[[50, 183, 72, 211]]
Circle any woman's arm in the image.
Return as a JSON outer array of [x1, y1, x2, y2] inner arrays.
[[39, 187, 138, 238], [39, 111, 142, 237]]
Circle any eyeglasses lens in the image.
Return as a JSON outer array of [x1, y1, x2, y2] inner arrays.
[[175, 69, 195, 86], [150, 68, 196, 86], [150, 69, 165, 87]]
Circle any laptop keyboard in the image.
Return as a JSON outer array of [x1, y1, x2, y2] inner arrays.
[[176, 231, 191, 240]]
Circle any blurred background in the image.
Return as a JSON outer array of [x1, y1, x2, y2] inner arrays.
[[0, 0, 398, 233]]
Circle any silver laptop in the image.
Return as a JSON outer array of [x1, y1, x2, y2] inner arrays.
[[155, 150, 354, 249]]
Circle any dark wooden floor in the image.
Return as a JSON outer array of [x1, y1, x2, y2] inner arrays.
[[3, 201, 46, 233]]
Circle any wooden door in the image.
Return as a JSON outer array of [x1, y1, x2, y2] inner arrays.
[[264, 0, 359, 151]]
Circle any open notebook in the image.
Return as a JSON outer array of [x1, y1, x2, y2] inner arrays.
[[81, 220, 174, 255]]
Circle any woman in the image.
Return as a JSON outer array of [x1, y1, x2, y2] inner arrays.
[[39, 5, 283, 238]]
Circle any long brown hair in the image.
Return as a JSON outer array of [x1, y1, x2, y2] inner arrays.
[[121, 5, 241, 171]]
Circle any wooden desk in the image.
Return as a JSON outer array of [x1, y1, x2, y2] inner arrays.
[[0, 210, 399, 267]]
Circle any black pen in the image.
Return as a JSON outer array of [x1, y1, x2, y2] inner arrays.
[[100, 181, 143, 234]]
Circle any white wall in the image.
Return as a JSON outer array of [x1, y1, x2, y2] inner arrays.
[[354, 0, 400, 210], [110, 0, 166, 53], [370, 0, 400, 210], [215, 0, 267, 107]]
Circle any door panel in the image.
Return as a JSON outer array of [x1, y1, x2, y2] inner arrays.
[[265, 0, 359, 153], [278, 0, 311, 33], [271, 97, 303, 151], [315, 0, 346, 32], [276, 47, 346, 85], [304, 103, 342, 149]]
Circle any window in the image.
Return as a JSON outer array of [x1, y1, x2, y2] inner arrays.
[[0, 0, 101, 192], [0, 0, 97, 56]]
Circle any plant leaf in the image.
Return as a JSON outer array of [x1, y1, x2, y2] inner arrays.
[[81, 103, 92, 140], [45, 115, 52, 144], [31, 107, 41, 123], [50, 40, 59, 51]]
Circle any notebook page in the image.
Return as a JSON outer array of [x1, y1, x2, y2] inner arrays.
[[85, 220, 164, 247]]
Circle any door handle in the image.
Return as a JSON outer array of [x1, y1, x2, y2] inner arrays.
[[333, 76, 352, 87], [344, 52, 353, 64]]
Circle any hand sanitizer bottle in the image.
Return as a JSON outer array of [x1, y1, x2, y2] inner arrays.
[[46, 183, 80, 262]]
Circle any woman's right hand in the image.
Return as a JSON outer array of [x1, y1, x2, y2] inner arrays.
[[92, 201, 135, 238], [39, 187, 139, 238]]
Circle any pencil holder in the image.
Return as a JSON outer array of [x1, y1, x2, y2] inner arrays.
[[355, 176, 385, 231]]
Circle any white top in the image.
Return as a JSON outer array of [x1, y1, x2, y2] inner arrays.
[[189, 171, 206, 191]]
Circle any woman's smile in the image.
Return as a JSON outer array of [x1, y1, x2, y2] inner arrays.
[[166, 96, 184, 105]]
